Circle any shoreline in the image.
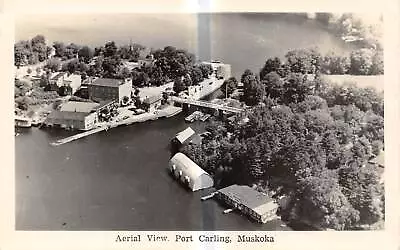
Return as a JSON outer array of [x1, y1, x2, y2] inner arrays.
[[50, 105, 182, 146]]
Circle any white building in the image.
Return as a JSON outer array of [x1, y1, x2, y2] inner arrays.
[[168, 153, 214, 192], [202, 61, 232, 80]]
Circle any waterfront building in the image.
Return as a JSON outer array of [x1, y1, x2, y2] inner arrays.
[[202, 61, 232, 79], [142, 95, 162, 113], [15, 116, 32, 128], [49, 72, 82, 94], [63, 74, 82, 94], [216, 184, 279, 223], [173, 127, 195, 145], [49, 72, 67, 87], [88, 78, 132, 104], [44, 101, 100, 130], [168, 153, 214, 192]]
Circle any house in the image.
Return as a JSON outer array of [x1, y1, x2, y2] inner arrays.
[[44, 101, 100, 130], [142, 95, 162, 113], [168, 152, 214, 192], [138, 55, 154, 68], [216, 184, 279, 223], [201, 61, 232, 79], [63, 74, 82, 94], [49, 72, 67, 87], [88, 78, 132, 104], [174, 127, 195, 145]]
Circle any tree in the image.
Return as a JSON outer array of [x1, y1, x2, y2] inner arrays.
[[370, 50, 384, 75], [260, 57, 282, 80], [285, 48, 321, 74], [243, 73, 265, 106], [282, 73, 313, 104], [321, 52, 350, 74], [78, 46, 94, 63], [45, 58, 61, 72], [349, 49, 374, 75], [221, 77, 238, 97], [190, 66, 204, 85], [65, 43, 80, 59], [198, 63, 213, 79], [102, 56, 121, 78], [339, 163, 384, 225], [104, 41, 118, 57], [53, 41, 66, 58], [262, 71, 284, 100], [241, 69, 253, 83], [31, 35, 48, 62], [117, 67, 131, 79], [295, 171, 360, 230], [173, 76, 186, 93], [14, 40, 31, 66]]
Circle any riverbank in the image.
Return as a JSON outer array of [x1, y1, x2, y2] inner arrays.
[[50, 105, 182, 146]]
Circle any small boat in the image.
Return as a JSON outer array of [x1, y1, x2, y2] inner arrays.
[[185, 111, 202, 123], [15, 116, 32, 128], [200, 114, 211, 122], [223, 208, 234, 214], [201, 192, 216, 201]]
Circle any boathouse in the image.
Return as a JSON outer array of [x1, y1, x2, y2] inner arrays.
[[44, 101, 99, 130], [168, 153, 214, 192], [143, 95, 162, 113], [216, 185, 279, 223]]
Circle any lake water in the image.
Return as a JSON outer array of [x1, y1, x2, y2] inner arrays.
[[15, 13, 355, 230]]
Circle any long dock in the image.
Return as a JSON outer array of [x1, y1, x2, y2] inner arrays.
[[50, 126, 107, 146]]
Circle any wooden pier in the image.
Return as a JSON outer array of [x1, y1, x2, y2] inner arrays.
[[50, 126, 108, 146], [201, 192, 216, 201]]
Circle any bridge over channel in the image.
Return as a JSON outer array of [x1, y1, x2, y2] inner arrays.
[[170, 96, 244, 114]]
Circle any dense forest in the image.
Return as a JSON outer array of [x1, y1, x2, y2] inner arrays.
[[182, 51, 384, 230]]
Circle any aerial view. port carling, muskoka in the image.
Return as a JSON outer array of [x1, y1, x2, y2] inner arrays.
[[14, 13, 384, 231]]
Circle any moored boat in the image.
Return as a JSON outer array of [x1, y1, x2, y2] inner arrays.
[[15, 116, 32, 128]]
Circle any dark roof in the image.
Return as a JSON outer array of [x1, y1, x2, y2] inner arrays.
[[143, 95, 162, 105], [218, 185, 275, 210], [91, 78, 123, 87], [46, 110, 90, 121], [97, 100, 116, 110]]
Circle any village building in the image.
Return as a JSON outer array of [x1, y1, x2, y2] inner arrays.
[[142, 95, 162, 113], [138, 55, 155, 68], [44, 101, 100, 130], [173, 127, 195, 145], [168, 152, 214, 192], [202, 61, 232, 79], [88, 78, 132, 104], [216, 184, 279, 223], [48, 72, 82, 94]]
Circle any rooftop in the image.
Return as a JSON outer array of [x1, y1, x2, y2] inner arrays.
[[59, 101, 100, 113], [46, 110, 91, 120], [50, 72, 66, 81], [91, 78, 124, 87], [218, 185, 276, 214], [169, 153, 210, 180], [175, 127, 195, 144], [143, 95, 162, 105]]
